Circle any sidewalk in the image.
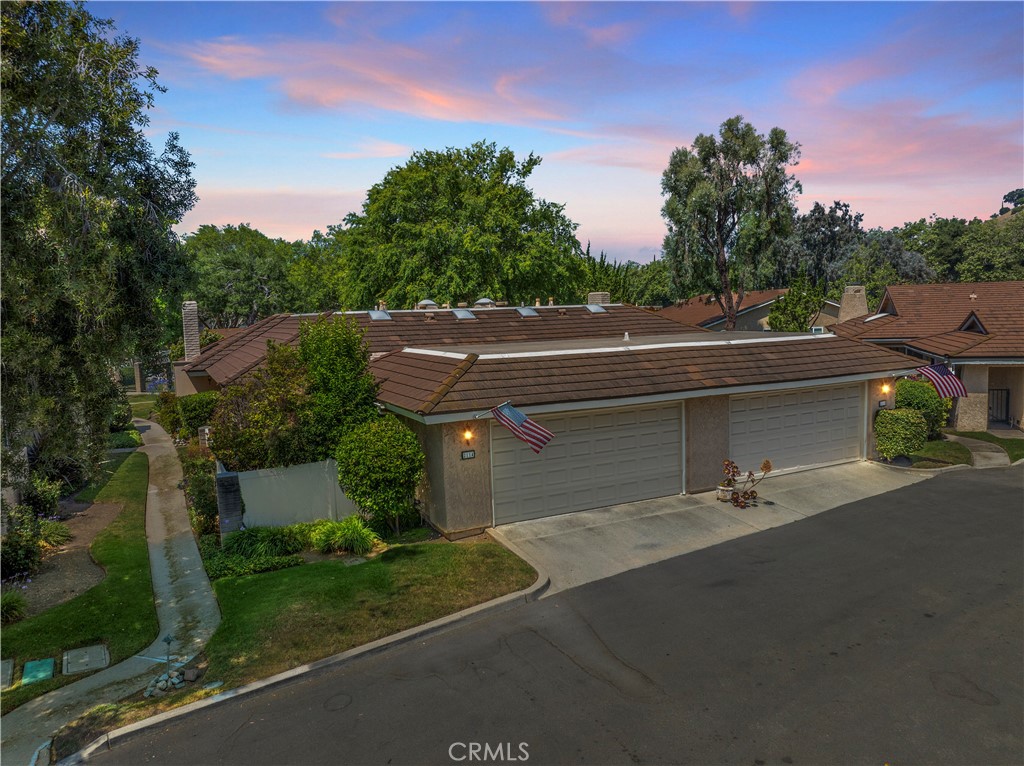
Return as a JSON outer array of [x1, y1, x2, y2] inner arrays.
[[945, 434, 1011, 468], [0, 420, 221, 766]]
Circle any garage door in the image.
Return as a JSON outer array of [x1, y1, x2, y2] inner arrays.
[[729, 383, 865, 472], [492, 404, 682, 525]]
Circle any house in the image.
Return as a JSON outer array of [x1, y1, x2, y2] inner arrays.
[[177, 300, 920, 537], [831, 282, 1024, 432], [656, 289, 841, 332]]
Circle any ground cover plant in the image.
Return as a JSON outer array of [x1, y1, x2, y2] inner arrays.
[[0, 452, 156, 714], [107, 428, 143, 449]]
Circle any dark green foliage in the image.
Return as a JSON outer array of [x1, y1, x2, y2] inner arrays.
[[107, 429, 143, 449], [178, 392, 219, 436], [336, 415, 425, 535], [874, 408, 927, 460], [168, 328, 223, 362], [22, 475, 63, 517], [661, 115, 801, 328], [39, 519, 73, 548], [895, 379, 951, 440], [1, 591, 27, 625], [306, 516, 380, 555], [204, 551, 303, 581], [297, 317, 379, 456], [153, 391, 183, 435], [777, 201, 864, 289], [767, 272, 824, 331], [1, 502, 42, 578], [957, 213, 1024, 282], [178, 442, 218, 536], [341, 140, 586, 309], [1, 1, 196, 483], [110, 391, 134, 433], [580, 250, 677, 306], [222, 526, 306, 558]]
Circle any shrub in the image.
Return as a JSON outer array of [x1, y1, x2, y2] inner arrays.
[[1, 590, 27, 625], [153, 391, 182, 435], [336, 414, 425, 536], [39, 519, 73, 548], [204, 552, 303, 581], [895, 379, 951, 440], [875, 408, 927, 460], [1, 502, 42, 579], [109, 391, 134, 432], [304, 516, 379, 555], [178, 392, 219, 437], [222, 526, 305, 558], [22, 474, 63, 517], [186, 472, 219, 535], [107, 429, 143, 449]]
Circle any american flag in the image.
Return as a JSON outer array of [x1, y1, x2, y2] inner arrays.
[[915, 363, 968, 399], [491, 402, 554, 453]]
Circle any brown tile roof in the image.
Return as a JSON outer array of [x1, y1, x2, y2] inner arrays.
[[831, 281, 1024, 360], [184, 305, 700, 386], [372, 334, 919, 417], [657, 289, 789, 327]]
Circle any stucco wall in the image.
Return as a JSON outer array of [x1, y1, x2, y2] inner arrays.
[[172, 361, 217, 396], [954, 366, 990, 431], [441, 421, 493, 535], [988, 366, 1024, 430], [685, 395, 730, 492], [407, 419, 446, 530], [868, 377, 898, 460]]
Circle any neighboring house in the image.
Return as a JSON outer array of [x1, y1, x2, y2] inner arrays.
[[178, 300, 919, 537], [657, 289, 841, 332], [831, 281, 1024, 432]]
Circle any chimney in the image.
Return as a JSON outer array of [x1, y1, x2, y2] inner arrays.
[[535, 298, 541, 307], [587, 291, 611, 305], [547, 297, 554, 306], [838, 286, 868, 323], [182, 301, 201, 361]]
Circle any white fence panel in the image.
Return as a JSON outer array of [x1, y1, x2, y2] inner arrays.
[[236, 458, 356, 527]]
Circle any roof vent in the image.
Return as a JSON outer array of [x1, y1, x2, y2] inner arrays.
[[424, 311, 435, 321], [496, 301, 508, 307], [624, 332, 630, 341], [585, 304, 608, 314], [558, 308, 568, 316], [516, 307, 539, 318], [453, 308, 476, 320], [368, 310, 392, 321], [588, 291, 611, 305], [416, 299, 437, 310], [547, 297, 554, 306], [474, 297, 496, 307], [457, 302, 469, 308], [442, 302, 451, 309], [969, 293, 977, 301], [535, 298, 541, 307]]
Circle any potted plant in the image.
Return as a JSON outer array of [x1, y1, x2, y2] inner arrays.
[[717, 459, 740, 501], [718, 459, 773, 507]]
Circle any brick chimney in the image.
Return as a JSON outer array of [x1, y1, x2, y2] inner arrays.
[[838, 286, 869, 322], [182, 301, 201, 361]]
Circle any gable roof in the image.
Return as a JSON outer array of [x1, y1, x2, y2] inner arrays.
[[657, 289, 789, 327], [371, 332, 919, 420], [832, 281, 1024, 361], [183, 305, 703, 387]]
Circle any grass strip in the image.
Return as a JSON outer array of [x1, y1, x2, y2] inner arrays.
[[1, 452, 157, 714], [128, 394, 159, 420], [74, 451, 133, 504], [909, 438, 973, 468], [950, 431, 1024, 463]]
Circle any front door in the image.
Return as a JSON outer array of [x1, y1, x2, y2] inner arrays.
[[988, 389, 1009, 424]]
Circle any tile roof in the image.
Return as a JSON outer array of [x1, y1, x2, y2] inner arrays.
[[372, 334, 918, 417], [831, 281, 1024, 360], [184, 305, 701, 386], [657, 289, 789, 327]]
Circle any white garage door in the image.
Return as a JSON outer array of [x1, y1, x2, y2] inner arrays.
[[492, 404, 682, 525], [730, 383, 865, 473]]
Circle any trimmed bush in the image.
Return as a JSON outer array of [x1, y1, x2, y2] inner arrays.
[[153, 391, 182, 435], [336, 414, 425, 536], [178, 392, 219, 437], [875, 408, 928, 460], [895, 379, 951, 440], [1, 591, 27, 625]]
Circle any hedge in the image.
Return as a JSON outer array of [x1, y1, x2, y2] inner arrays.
[[895, 379, 951, 440], [875, 407, 927, 460], [178, 391, 220, 437]]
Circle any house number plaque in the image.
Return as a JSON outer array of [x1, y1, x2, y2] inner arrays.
[[461, 450, 476, 460]]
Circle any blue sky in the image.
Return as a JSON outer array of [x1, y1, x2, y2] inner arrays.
[[89, 1, 1024, 261]]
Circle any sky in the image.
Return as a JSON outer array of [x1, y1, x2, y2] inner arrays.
[[89, 1, 1024, 262]]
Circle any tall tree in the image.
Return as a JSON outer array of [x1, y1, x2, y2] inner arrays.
[[896, 216, 969, 282], [185, 224, 295, 327], [2, 0, 196, 482], [830, 229, 935, 307], [780, 201, 864, 288], [288, 227, 347, 312], [340, 141, 586, 309], [766, 272, 825, 331], [957, 213, 1024, 282], [661, 116, 801, 329]]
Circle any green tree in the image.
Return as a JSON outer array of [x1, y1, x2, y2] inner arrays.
[[340, 141, 586, 309], [185, 223, 296, 327], [780, 201, 864, 288], [766, 273, 825, 331], [897, 216, 969, 283], [957, 213, 1024, 282], [288, 228, 347, 312], [661, 116, 801, 329], [829, 229, 933, 308], [580, 249, 678, 307], [1, 0, 196, 483]]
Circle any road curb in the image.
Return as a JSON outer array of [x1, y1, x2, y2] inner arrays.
[[63, 561, 549, 764], [869, 460, 971, 474]]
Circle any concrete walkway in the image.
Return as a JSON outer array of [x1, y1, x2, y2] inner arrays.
[[946, 434, 1011, 468], [491, 461, 933, 595], [1, 420, 221, 766]]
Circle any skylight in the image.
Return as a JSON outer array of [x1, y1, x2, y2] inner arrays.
[[474, 297, 496, 307], [368, 310, 392, 321], [515, 307, 539, 318], [585, 304, 608, 313], [453, 308, 477, 320]]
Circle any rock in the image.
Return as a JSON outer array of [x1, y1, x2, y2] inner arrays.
[[157, 680, 168, 691], [183, 667, 199, 682]]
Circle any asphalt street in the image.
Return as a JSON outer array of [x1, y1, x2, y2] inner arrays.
[[89, 465, 1023, 766]]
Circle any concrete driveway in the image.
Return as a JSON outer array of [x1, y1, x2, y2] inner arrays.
[[490, 460, 936, 594]]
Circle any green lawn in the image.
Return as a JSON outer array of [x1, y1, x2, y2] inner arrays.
[[74, 451, 133, 504], [1, 452, 157, 714], [205, 541, 535, 688], [909, 438, 973, 469], [950, 431, 1024, 463], [128, 394, 159, 420]]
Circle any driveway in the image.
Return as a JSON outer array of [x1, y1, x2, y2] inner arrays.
[[85, 465, 1023, 766], [491, 461, 934, 594]]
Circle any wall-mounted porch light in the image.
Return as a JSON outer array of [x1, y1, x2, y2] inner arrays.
[[463, 428, 473, 444]]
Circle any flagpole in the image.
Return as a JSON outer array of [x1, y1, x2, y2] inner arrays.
[[475, 400, 511, 419]]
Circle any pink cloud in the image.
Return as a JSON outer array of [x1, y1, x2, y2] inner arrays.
[[322, 139, 412, 161]]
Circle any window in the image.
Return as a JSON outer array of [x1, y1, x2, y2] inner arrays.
[[585, 304, 608, 314], [453, 308, 476, 320], [368, 310, 392, 321], [515, 307, 539, 318]]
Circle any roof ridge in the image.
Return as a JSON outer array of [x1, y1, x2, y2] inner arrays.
[[419, 353, 479, 414], [184, 313, 288, 371]]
